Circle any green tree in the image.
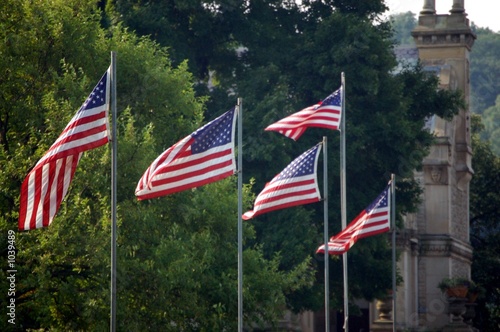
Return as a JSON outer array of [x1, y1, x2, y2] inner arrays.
[[389, 11, 417, 45], [1, 0, 312, 330], [470, 114, 500, 330], [480, 95, 500, 154]]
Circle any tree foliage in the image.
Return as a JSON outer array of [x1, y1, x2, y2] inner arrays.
[[480, 95, 500, 155], [469, 114, 500, 329], [470, 27, 500, 115], [0, 0, 312, 330], [389, 11, 417, 45]]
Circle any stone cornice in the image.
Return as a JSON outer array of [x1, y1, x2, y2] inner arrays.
[[418, 234, 472, 262], [412, 14, 476, 50]]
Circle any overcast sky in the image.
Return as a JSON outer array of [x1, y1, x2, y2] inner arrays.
[[386, 0, 500, 32]]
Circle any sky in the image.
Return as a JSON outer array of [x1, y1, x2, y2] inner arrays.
[[386, 0, 500, 32]]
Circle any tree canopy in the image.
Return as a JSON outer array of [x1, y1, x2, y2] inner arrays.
[[469, 115, 500, 330], [0, 0, 313, 330]]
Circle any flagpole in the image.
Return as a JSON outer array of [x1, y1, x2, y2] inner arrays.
[[391, 174, 396, 332], [110, 51, 117, 332], [340, 72, 349, 332], [237, 98, 243, 332], [323, 136, 330, 332]]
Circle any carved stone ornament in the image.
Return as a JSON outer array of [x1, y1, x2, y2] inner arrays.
[[424, 165, 448, 185]]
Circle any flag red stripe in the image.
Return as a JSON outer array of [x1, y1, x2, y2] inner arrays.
[[253, 186, 319, 207], [154, 149, 232, 174], [60, 111, 108, 134], [29, 168, 42, 230], [259, 178, 316, 196], [41, 161, 56, 228], [56, 123, 108, 147], [151, 158, 233, 187], [245, 197, 320, 219], [42, 128, 108, 162]]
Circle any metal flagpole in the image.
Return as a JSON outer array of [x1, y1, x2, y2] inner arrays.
[[110, 51, 117, 332], [340, 72, 349, 332], [391, 174, 397, 332], [323, 136, 330, 332], [237, 98, 243, 332]]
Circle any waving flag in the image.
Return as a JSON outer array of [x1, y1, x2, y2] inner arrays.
[[243, 144, 322, 220], [265, 88, 342, 141], [135, 108, 237, 200], [317, 183, 391, 255], [19, 69, 110, 231]]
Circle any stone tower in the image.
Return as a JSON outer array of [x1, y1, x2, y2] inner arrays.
[[381, 1, 476, 330]]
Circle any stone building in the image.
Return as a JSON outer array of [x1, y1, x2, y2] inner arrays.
[[379, 0, 476, 330]]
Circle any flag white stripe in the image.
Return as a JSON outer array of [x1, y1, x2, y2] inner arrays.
[[35, 164, 50, 228], [23, 173, 36, 230]]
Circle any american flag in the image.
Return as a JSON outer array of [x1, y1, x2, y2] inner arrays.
[[135, 108, 237, 200], [19, 69, 111, 231], [243, 143, 322, 220], [265, 88, 342, 141], [317, 183, 391, 255]]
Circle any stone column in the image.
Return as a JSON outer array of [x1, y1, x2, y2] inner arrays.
[[421, 0, 436, 15], [451, 0, 465, 14]]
